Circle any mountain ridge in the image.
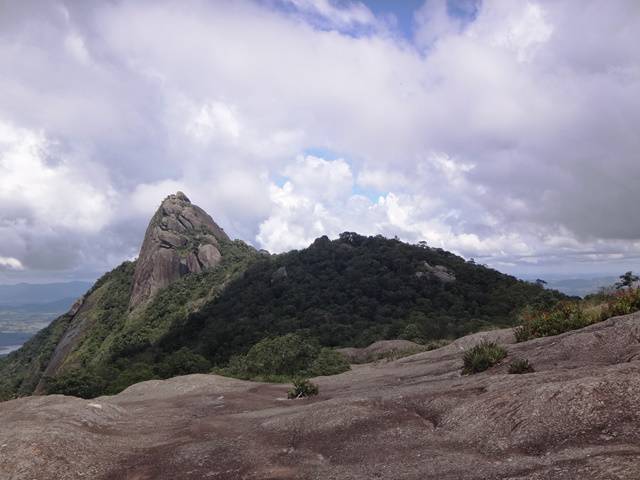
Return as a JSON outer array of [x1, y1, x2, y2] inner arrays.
[[0, 193, 565, 400]]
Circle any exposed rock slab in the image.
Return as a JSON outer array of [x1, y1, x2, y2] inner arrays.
[[3, 313, 640, 479], [338, 339, 424, 363], [416, 261, 456, 282], [129, 192, 229, 308]]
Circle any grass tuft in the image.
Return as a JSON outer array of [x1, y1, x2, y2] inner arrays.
[[462, 341, 507, 375], [508, 358, 534, 374], [287, 379, 319, 399]]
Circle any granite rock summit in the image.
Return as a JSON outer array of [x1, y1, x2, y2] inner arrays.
[[129, 192, 229, 308]]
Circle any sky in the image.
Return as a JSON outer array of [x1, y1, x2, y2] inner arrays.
[[0, 0, 639, 284]]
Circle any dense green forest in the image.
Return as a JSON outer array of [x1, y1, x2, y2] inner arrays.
[[0, 233, 565, 399], [166, 233, 564, 363]]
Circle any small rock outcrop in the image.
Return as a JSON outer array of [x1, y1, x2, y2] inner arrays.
[[129, 192, 229, 308], [337, 339, 423, 363], [416, 261, 456, 283], [270, 266, 288, 284]]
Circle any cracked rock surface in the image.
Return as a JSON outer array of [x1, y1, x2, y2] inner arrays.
[[2, 312, 640, 478]]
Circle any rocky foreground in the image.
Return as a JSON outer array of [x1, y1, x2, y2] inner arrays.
[[2, 312, 640, 480]]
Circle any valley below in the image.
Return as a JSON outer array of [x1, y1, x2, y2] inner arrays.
[[0, 307, 75, 356], [3, 311, 640, 480], [0, 282, 90, 356], [0, 332, 34, 356], [0, 310, 65, 356]]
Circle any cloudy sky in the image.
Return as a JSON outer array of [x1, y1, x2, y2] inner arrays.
[[0, 0, 639, 284]]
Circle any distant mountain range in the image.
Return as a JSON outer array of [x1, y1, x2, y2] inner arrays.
[[542, 277, 618, 297], [0, 281, 91, 306]]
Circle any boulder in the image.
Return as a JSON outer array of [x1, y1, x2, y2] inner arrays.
[[417, 261, 456, 283], [197, 244, 222, 269]]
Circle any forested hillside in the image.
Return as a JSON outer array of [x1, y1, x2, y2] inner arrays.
[[0, 239, 258, 400], [167, 233, 564, 363], [0, 199, 566, 400]]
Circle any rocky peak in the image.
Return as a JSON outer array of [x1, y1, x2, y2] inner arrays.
[[129, 192, 229, 308]]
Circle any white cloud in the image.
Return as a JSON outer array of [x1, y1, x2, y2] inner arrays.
[[414, 0, 464, 48], [0, 256, 23, 270], [281, 0, 376, 29], [0, 0, 639, 280], [283, 155, 353, 202], [64, 32, 91, 64], [356, 169, 407, 191], [0, 120, 113, 234], [256, 154, 531, 261], [473, 2, 554, 62], [185, 101, 242, 144], [129, 179, 187, 217]]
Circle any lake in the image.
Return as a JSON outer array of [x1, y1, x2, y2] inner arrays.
[[0, 332, 34, 356]]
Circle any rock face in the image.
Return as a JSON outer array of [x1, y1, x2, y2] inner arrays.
[[3, 312, 640, 479], [129, 192, 229, 308], [337, 339, 424, 363], [416, 261, 456, 283]]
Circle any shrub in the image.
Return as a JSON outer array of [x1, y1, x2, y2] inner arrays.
[[400, 323, 425, 343], [310, 348, 350, 376], [45, 369, 107, 399], [158, 347, 211, 378], [244, 333, 319, 377], [287, 378, 319, 399], [462, 341, 507, 375], [105, 363, 157, 394], [220, 338, 349, 381], [223, 354, 250, 377], [515, 302, 592, 342], [604, 288, 640, 318], [515, 289, 640, 343], [508, 358, 534, 374], [513, 325, 531, 343]]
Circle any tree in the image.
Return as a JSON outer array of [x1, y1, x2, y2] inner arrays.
[[616, 271, 639, 290], [310, 348, 350, 376], [244, 333, 319, 377], [400, 320, 425, 343], [158, 347, 211, 378]]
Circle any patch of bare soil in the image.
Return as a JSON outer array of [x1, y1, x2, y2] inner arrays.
[[2, 312, 640, 479]]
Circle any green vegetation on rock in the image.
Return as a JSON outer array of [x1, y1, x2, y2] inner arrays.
[[462, 341, 507, 374], [508, 358, 534, 374], [514, 302, 593, 342], [514, 287, 640, 343], [219, 333, 350, 382], [287, 378, 319, 399]]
